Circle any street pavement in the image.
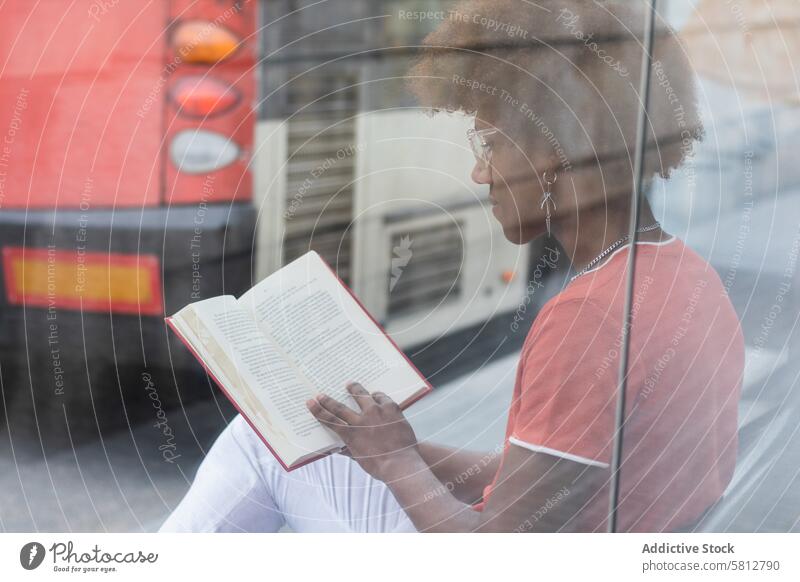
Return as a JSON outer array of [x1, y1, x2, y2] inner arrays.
[[0, 354, 518, 532]]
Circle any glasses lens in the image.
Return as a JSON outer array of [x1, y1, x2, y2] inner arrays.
[[469, 132, 489, 165]]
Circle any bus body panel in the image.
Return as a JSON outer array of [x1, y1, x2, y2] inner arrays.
[[0, 0, 167, 209]]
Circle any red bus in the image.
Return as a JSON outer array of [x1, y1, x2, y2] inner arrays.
[[0, 1, 258, 438]]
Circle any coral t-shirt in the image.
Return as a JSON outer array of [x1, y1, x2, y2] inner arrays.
[[479, 237, 743, 532]]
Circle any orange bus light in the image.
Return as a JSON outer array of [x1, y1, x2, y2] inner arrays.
[[173, 21, 240, 64]]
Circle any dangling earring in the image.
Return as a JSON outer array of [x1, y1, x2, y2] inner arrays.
[[541, 170, 558, 237]]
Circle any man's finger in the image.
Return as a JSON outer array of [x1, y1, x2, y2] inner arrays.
[[346, 382, 375, 412], [372, 391, 396, 406], [316, 394, 360, 425], [307, 399, 349, 434]]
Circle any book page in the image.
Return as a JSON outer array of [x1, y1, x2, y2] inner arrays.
[[174, 297, 343, 463], [239, 252, 429, 407]]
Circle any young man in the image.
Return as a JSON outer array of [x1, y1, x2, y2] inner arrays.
[[161, 0, 742, 533]]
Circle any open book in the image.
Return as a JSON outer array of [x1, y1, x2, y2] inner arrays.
[[166, 251, 432, 470]]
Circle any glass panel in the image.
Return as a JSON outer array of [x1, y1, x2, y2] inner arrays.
[[619, 0, 800, 532], [17, 0, 791, 535], [259, 0, 653, 531], [257, 1, 724, 534], [392, 0, 652, 531]]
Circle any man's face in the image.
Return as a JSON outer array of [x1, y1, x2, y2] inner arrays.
[[471, 118, 550, 245]]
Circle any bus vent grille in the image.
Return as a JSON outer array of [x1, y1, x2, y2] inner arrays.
[[386, 221, 464, 319], [283, 73, 358, 284]]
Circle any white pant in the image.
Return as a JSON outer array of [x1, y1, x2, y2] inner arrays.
[[159, 414, 416, 532]]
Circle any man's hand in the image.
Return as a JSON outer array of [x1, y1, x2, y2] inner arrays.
[[306, 383, 419, 480]]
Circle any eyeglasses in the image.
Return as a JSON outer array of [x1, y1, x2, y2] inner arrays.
[[467, 127, 498, 169]]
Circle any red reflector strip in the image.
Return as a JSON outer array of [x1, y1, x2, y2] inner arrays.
[[2, 247, 163, 316]]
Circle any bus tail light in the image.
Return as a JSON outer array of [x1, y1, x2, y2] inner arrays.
[[172, 21, 240, 64], [169, 76, 242, 118], [164, 4, 256, 204], [169, 129, 241, 174], [2, 247, 163, 316]]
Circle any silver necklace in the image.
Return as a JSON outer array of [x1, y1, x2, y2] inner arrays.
[[570, 222, 662, 283]]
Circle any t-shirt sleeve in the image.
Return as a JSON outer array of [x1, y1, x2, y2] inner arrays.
[[510, 297, 619, 468]]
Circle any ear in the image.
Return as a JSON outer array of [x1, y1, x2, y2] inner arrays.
[[548, 153, 565, 176]]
